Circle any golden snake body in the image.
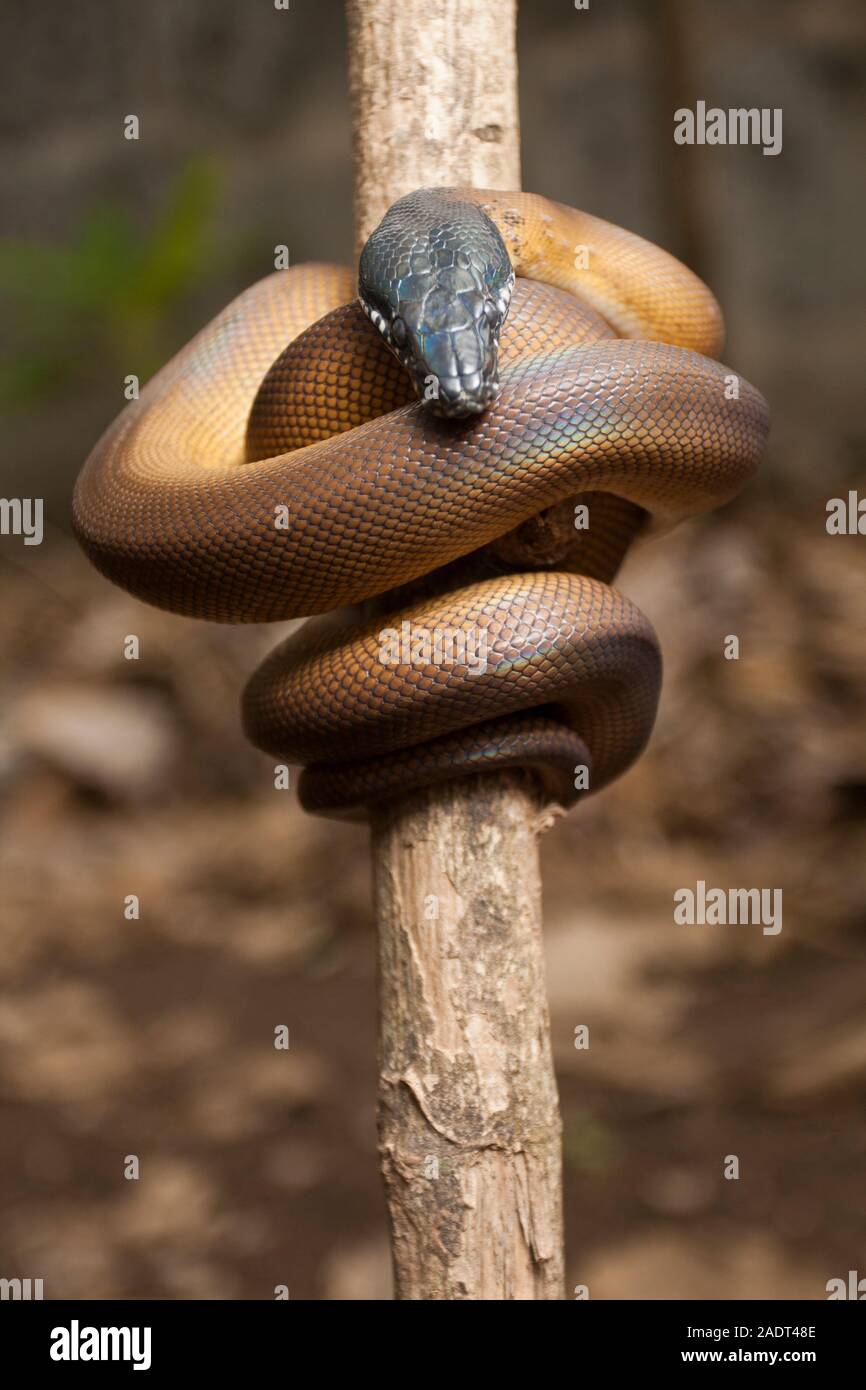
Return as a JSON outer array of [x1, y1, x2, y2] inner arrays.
[[73, 190, 768, 817]]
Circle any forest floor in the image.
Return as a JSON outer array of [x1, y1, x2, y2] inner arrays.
[[1, 506, 863, 1299]]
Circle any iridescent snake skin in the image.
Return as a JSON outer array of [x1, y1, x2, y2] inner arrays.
[[73, 188, 768, 818]]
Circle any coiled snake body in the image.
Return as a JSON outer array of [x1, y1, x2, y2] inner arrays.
[[73, 189, 768, 818]]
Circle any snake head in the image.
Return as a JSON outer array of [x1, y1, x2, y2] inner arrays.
[[358, 188, 514, 419]]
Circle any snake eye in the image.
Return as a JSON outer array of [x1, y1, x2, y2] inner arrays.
[[391, 317, 408, 348]]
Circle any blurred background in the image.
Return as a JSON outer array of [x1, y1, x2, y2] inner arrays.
[[1, 0, 864, 1299]]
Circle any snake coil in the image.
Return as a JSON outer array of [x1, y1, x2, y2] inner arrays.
[[73, 189, 768, 818]]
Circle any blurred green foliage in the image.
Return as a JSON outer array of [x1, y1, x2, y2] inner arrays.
[[563, 1108, 620, 1175], [0, 157, 221, 410]]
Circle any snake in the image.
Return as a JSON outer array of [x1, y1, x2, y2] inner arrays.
[[72, 188, 768, 819]]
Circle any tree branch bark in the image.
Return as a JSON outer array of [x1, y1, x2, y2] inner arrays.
[[347, 0, 565, 1300], [372, 775, 565, 1300], [347, 0, 521, 252]]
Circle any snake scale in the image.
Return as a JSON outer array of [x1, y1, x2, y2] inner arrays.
[[73, 188, 768, 818]]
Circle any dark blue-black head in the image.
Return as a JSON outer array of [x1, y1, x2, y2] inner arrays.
[[358, 188, 514, 419]]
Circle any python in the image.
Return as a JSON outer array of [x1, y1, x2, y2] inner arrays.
[[73, 188, 768, 819]]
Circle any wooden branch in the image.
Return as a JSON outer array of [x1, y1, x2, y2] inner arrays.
[[346, 0, 565, 1300], [372, 775, 564, 1299], [347, 0, 521, 252]]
